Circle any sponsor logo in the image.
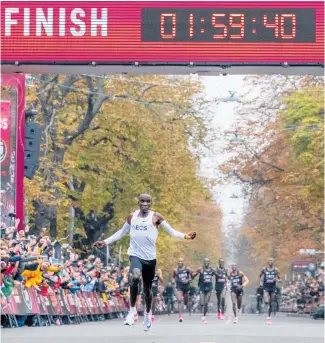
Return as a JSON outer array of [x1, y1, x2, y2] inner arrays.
[[0, 139, 7, 163], [132, 224, 148, 231], [21, 287, 33, 310], [38, 294, 47, 311], [62, 293, 70, 311]]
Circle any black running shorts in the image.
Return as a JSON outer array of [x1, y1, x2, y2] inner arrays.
[[176, 283, 190, 293], [200, 285, 213, 294], [129, 255, 156, 286], [231, 288, 244, 297], [152, 287, 158, 297]]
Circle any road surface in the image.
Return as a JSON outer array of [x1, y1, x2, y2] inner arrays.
[[2, 314, 323, 343]]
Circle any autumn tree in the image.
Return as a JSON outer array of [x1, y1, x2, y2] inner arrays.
[[220, 75, 324, 273], [25, 74, 222, 266]]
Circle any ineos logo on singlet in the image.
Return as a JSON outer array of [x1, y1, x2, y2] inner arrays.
[[264, 270, 276, 284], [217, 275, 226, 283], [202, 270, 213, 283], [216, 269, 227, 284], [177, 269, 189, 283], [230, 272, 242, 288], [132, 224, 148, 231]]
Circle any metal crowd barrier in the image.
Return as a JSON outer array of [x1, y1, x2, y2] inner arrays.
[[0, 285, 129, 328]]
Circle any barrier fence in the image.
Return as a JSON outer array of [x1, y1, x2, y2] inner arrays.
[[0, 285, 130, 328]]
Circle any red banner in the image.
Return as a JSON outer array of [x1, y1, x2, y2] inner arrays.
[[1, 1, 324, 63], [0, 285, 125, 317], [1, 285, 39, 315], [66, 293, 78, 315]]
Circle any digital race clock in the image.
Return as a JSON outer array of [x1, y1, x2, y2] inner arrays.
[[142, 8, 315, 42], [0, 1, 323, 65]]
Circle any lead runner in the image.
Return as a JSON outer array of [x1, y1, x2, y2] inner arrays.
[[93, 194, 196, 332]]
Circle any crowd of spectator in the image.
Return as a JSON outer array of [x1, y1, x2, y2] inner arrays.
[[1, 218, 323, 325], [0, 219, 132, 310], [280, 269, 324, 314], [247, 266, 324, 318]]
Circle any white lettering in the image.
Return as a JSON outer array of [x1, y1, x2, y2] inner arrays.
[[70, 8, 86, 36], [36, 8, 53, 36], [59, 8, 66, 36], [5, 8, 19, 36], [0, 118, 9, 130], [91, 8, 107, 36], [24, 8, 30, 36], [4, 7, 108, 37]]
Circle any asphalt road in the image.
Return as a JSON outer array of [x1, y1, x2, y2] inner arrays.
[[2, 314, 323, 343]]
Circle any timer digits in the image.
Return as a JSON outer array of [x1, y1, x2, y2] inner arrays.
[[161, 12, 296, 40], [142, 8, 315, 43]]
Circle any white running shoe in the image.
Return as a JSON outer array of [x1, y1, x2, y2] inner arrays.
[[202, 316, 208, 324], [124, 310, 135, 326], [233, 317, 238, 324], [143, 311, 152, 331]]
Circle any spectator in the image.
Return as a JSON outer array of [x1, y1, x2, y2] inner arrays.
[[1, 218, 190, 328]]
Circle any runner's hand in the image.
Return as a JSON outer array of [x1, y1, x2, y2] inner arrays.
[[185, 231, 196, 240], [93, 240, 106, 249]]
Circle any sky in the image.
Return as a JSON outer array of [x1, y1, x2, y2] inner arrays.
[[199, 75, 248, 260]]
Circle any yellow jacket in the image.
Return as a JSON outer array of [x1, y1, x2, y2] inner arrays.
[[21, 264, 60, 288]]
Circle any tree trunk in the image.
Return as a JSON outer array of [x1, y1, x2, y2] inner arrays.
[[68, 175, 75, 245]]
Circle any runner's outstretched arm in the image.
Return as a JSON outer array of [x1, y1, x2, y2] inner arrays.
[[155, 212, 196, 240], [103, 222, 131, 245], [93, 213, 132, 248]]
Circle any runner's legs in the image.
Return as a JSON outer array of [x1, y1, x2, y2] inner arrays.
[[203, 291, 212, 317], [231, 292, 238, 317], [142, 259, 156, 314], [221, 288, 226, 314]]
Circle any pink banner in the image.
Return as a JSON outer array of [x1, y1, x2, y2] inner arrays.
[[0, 74, 25, 229], [0, 101, 14, 218], [0, 101, 11, 168]]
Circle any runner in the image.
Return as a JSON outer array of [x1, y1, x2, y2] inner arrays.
[[124, 266, 142, 322], [256, 283, 264, 314], [215, 258, 228, 320], [151, 268, 164, 323], [133, 277, 143, 322], [173, 258, 192, 322], [259, 258, 281, 325], [163, 281, 175, 315], [93, 194, 196, 331], [228, 262, 249, 324], [192, 257, 214, 324]]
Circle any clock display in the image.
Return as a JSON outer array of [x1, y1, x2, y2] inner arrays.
[[142, 8, 315, 42]]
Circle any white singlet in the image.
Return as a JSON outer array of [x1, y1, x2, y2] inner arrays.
[[104, 210, 185, 260], [128, 210, 158, 260]]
